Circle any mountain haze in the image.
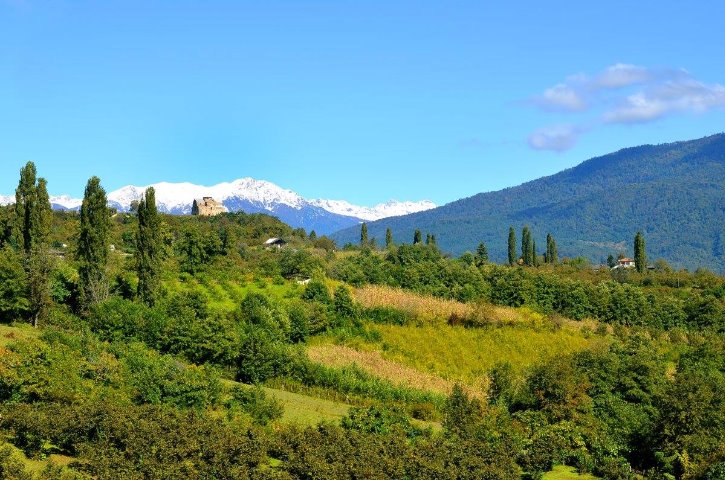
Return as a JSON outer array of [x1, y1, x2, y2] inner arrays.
[[332, 133, 725, 272]]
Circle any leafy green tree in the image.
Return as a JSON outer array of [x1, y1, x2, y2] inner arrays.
[[333, 285, 356, 319], [385, 228, 393, 247], [360, 223, 368, 247], [136, 187, 161, 306], [413, 229, 422, 245], [76, 176, 111, 312], [508, 227, 516, 266], [634, 231, 646, 273], [443, 384, 482, 438]]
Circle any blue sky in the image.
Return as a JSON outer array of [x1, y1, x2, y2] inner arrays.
[[1, 1, 723, 205]]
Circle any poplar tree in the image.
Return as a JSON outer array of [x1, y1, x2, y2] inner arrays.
[[425, 233, 432, 245], [634, 231, 646, 273], [413, 229, 422, 245], [360, 223, 368, 247], [385, 228, 393, 248], [430, 234, 437, 246], [507, 227, 516, 266], [14, 162, 52, 326], [77, 176, 111, 312], [136, 187, 161, 306]]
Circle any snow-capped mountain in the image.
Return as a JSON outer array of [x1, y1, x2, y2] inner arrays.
[[50, 195, 83, 211], [309, 198, 437, 221], [0, 195, 13, 206], [1, 178, 435, 235]]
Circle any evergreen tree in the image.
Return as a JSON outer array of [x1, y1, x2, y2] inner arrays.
[[425, 233, 432, 245], [136, 187, 161, 306], [360, 223, 368, 247], [634, 231, 647, 273], [308, 230, 317, 241], [13, 163, 52, 326], [475, 242, 488, 266], [77, 176, 111, 312], [413, 229, 422, 245], [507, 227, 516, 266], [430, 234, 437, 246], [385, 228, 393, 248]]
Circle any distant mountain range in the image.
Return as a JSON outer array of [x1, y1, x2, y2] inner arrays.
[[331, 133, 725, 272], [0, 178, 435, 235]]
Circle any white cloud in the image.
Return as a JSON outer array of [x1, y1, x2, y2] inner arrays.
[[592, 63, 652, 89], [527, 64, 725, 150], [604, 79, 725, 123], [533, 83, 588, 112], [527, 124, 581, 152]]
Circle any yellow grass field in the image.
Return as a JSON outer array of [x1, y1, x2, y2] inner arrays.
[[307, 343, 484, 398], [307, 285, 609, 392]]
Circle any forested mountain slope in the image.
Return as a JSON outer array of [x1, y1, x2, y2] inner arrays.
[[332, 133, 725, 271]]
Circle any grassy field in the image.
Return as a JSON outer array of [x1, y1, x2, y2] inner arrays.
[[262, 385, 351, 425], [0, 323, 39, 348], [543, 465, 600, 479]]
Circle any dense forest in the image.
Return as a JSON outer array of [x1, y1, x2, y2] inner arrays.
[[332, 133, 725, 272], [0, 163, 723, 479]]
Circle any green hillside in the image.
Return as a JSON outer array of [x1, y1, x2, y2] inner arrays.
[[332, 133, 725, 271]]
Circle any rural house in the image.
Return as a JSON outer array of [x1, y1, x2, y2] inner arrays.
[[615, 257, 636, 269], [191, 197, 226, 216]]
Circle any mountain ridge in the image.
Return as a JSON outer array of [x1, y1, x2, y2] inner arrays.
[[331, 133, 725, 272]]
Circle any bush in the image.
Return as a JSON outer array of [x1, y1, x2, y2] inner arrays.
[[227, 385, 283, 425]]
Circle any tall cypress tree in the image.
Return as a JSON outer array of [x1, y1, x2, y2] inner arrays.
[[634, 231, 646, 273], [475, 242, 488, 266], [77, 176, 111, 312], [385, 228, 393, 248], [360, 223, 368, 247], [413, 229, 422, 245], [521, 226, 534, 266], [507, 227, 516, 266], [14, 162, 52, 326], [545, 233, 558, 265], [531, 239, 539, 267], [14, 162, 38, 254], [136, 187, 161, 306]]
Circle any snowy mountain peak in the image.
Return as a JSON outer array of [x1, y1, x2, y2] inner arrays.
[[309, 198, 436, 221]]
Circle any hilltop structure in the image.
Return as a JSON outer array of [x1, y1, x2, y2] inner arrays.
[[191, 197, 226, 216]]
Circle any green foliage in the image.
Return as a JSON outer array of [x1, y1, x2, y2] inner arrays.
[[443, 384, 482, 437], [227, 384, 283, 425], [0, 248, 29, 321]]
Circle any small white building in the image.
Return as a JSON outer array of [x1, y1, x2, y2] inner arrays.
[[264, 238, 287, 249], [614, 257, 636, 269]]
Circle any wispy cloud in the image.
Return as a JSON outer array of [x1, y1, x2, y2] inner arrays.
[[527, 64, 725, 151], [527, 124, 581, 152]]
